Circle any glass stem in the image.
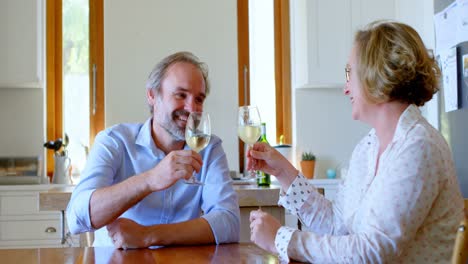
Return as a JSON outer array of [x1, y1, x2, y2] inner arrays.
[[248, 144, 257, 178]]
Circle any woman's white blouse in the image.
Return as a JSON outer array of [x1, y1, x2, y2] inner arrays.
[[276, 105, 464, 263]]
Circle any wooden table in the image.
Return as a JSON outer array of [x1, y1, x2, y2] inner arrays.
[[0, 243, 301, 263]]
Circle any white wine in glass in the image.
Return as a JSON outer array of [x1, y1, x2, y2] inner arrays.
[[238, 106, 262, 179], [237, 125, 261, 145], [186, 133, 210, 153], [185, 112, 211, 185]]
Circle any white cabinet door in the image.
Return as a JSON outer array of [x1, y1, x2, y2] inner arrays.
[[291, 0, 396, 89], [0, 185, 79, 248], [0, 0, 43, 88], [1, 218, 61, 241]]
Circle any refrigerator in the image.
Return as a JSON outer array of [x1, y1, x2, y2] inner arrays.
[[435, 0, 468, 197]]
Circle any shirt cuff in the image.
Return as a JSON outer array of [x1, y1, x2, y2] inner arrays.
[[202, 210, 240, 244], [275, 226, 296, 263], [66, 188, 95, 234], [278, 174, 312, 214]]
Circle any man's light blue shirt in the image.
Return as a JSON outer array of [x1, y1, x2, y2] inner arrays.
[[66, 118, 240, 246]]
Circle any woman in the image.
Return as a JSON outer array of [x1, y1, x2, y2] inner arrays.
[[248, 20, 464, 263]]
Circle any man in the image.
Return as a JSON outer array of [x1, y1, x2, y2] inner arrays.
[[67, 51, 240, 249]]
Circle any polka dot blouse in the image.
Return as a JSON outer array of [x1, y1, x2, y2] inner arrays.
[[275, 105, 465, 263]]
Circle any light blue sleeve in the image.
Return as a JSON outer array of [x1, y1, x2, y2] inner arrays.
[[200, 137, 240, 244], [66, 130, 121, 234]]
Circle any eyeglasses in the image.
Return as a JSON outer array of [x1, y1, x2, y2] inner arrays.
[[345, 66, 351, 83]]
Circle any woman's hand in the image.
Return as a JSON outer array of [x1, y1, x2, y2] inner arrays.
[[249, 209, 281, 254], [247, 142, 298, 189]]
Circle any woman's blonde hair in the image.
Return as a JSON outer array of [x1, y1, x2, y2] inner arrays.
[[354, 20, 440, 106]]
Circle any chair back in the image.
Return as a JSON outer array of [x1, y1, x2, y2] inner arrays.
[[451, 199, 468, 264], [465, 199, 468, 217]]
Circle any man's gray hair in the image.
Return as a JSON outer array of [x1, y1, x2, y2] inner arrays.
[[146, 51, 210, 113]]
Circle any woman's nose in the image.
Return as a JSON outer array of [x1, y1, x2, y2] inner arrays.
[[343, 84, 350, 96]]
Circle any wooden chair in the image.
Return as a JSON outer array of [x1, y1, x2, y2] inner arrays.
[[451, 199, 468, 264], [80, 232, 94, 247], [465, 199, 468, 217]]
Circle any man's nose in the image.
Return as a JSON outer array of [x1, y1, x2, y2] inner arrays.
[[185, 98, 202, 112]]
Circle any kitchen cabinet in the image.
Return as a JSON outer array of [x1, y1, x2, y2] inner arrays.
[[0, 185, 78, 249], [0, 0, 44, 89], [290, 0, 396, 89]]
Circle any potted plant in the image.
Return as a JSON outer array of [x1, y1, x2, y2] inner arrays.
[[300, 152, 316, 179]]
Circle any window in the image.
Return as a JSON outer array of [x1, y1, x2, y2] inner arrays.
[[249, 0, 276, 142], [46, 0, 104, 180], [237, 0, 292, 172]]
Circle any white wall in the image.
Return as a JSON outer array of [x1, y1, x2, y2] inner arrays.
[[0, 88, 44, 157], [294, 89, 370, 178], [0, 0, 45, 159], [104, 0, 239, 170]]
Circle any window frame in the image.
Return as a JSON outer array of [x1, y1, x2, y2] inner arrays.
[[46, 0, 104, 177], [237, 0, 292, 173]]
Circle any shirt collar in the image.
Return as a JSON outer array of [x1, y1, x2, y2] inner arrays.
[[135, 118, 166, 157], [135, 118, 190, 157], [392, 104, 422, 143]]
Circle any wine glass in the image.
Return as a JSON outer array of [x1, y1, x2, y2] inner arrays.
[[185, 112, 211, 185], [237, 106, 262, 179]]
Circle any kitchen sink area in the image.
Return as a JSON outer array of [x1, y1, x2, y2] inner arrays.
[[0, 157, 43, 185]]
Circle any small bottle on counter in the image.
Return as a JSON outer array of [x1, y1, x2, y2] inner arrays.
[[256, 123, 271, 187]]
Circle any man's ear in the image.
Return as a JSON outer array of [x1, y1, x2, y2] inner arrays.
[[147, 88, 156, 106]]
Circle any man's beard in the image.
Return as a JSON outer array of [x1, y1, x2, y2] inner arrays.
[[158, 109, 190, 141]]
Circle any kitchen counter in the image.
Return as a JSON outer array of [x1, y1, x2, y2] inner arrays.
[[39, 183, 281, 211], [0, 183, 70, 192], [38, 182, 283, 244], [38, 186, 74, 211]]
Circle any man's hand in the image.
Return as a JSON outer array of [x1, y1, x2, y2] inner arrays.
[[145, 149, 203, 191], [106, 217, 215, 248], [107, 218, 154, 249], [249, 209, 281, 254]]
